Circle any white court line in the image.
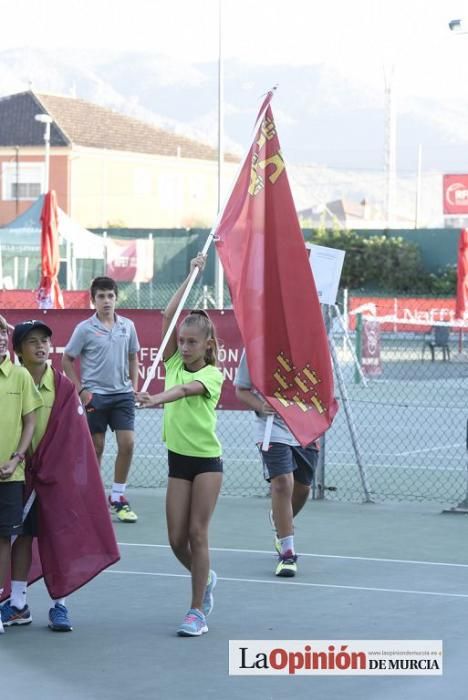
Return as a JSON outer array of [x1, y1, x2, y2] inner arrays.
[[103, 568, 468, 600], [117, 541, 468, 569], [394, 443, 465, 457]]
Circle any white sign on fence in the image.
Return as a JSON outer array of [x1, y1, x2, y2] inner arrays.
[[307, 243, 346, 305]]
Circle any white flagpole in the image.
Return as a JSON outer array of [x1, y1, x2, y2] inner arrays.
[[140, 231, 216, 393], [140, 89, 277, 395], [262, 414, 274, 450]]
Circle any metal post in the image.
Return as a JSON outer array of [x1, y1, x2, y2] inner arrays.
[[329, 334, 373, 503], [35, 114, 53, 194], [442, 419, 468, 514], [414, 143, 422, 228], [214, 0, 225, 309], [313, 304, 331, 500]]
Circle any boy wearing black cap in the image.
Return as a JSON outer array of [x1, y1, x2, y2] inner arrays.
[[0, 319, 120, 633], [0, 315, 42, 635], [1, 320, 73, 631]]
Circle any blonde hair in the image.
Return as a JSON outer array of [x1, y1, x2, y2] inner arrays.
[[0, 315, 8, 332], [180, 310, 218, 366]]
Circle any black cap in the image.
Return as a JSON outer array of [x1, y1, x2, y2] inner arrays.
[[13, 320, 53, 352]]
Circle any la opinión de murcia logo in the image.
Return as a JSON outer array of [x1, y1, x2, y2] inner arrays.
[[228, 640, 443, 676]]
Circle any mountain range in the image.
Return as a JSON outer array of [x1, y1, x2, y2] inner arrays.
[[1, 47, 466, 226]]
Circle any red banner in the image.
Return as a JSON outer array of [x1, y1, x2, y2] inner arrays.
[[361, 319, 382, 377], [106, 239, 154, 283], [349, 296, 467, 333], [456, 229, 468, 320], [443, 174, 468, 215], [0, 309, 244, 409], [0, 290, 91, 309]]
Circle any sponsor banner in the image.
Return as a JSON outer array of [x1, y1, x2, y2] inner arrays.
[[361, 319, 382, 377], [229, 640, 443, 676], [349, 296, 464, 333], [443, 174, 468, 215], [0, 290, 91, 310], [0, 308, 244, 409], [106, 239, 154, 283]]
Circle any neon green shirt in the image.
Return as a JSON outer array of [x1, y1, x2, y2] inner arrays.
[[0, 356, 43, 482], [30, 365, 56, 454], [162, 352, 223, 457]]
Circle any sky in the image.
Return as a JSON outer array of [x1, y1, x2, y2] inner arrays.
[[3, 0, 468, 102]]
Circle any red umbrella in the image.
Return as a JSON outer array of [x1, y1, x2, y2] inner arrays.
[[37, 190, 64, 309]]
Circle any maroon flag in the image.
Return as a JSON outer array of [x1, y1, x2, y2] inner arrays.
[[215, 92, 338, 446], [37, 190, 64, 309], [455, 228, 468, 320], [1, 370, 120, 601]]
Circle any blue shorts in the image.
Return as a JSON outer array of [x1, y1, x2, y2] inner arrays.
[[258, 443, 318, 485], [86, 392, 135, 434]]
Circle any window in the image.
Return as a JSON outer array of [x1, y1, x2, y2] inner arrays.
[[1, 162, 44, 201]]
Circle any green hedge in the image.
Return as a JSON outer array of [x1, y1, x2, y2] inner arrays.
[[304, 227, 457, 295]]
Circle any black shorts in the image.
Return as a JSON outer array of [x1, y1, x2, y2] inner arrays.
[[168, 450, 223, 482], [0, 482, 24, 537], [22, 498, 38, 537], [86, 392, 135, 434], [258, 442, 318, 485]]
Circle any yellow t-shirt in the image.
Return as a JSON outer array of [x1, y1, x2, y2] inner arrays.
[[30, 365, 56, 454], [0, 356, 43, 482]]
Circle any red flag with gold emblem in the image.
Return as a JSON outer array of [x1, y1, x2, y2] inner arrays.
[[215, 91, 338, 446]]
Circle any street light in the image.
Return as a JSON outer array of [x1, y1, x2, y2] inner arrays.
[[34, 113, 53, 193], [449, 19, 463, 32]]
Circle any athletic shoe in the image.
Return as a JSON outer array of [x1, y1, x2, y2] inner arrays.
[[275, 550, 298, 577], [202, 570, 217, 617], [48, 603, 73, 632], [177, 608, 208, 637], [0, 616, 3, 634], [0, 601, 32, 626], [268, 509, 282, 555], [108, 495, 138, 523]]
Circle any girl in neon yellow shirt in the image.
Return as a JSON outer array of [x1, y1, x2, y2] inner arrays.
[[138, 254, 223, 637]]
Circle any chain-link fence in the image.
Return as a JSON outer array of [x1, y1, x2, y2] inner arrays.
[[2, 221, 466, 506], [97, 291, 468, 508]]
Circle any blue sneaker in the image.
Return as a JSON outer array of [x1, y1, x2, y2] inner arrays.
[[48, 603, 73, 632], [1, 601, 32, 626], [202, 570, 217, 617], [177, 608, 208, 637]]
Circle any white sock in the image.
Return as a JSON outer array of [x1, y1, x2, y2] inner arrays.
[[11, 580, 27, 610], [52, 597, 66, 607], [279, 535, 295, 556], [0, 590, 3, 633], [111, 482, 126, 503]]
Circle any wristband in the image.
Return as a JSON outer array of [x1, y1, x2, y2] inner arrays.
[[10, 452, 25, 463], [78, 387, 87, 395]]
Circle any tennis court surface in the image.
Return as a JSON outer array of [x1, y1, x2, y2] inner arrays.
[[2, 489, 468, 699]]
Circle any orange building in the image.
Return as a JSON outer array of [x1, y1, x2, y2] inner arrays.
[[0, 91, 238, 229]]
